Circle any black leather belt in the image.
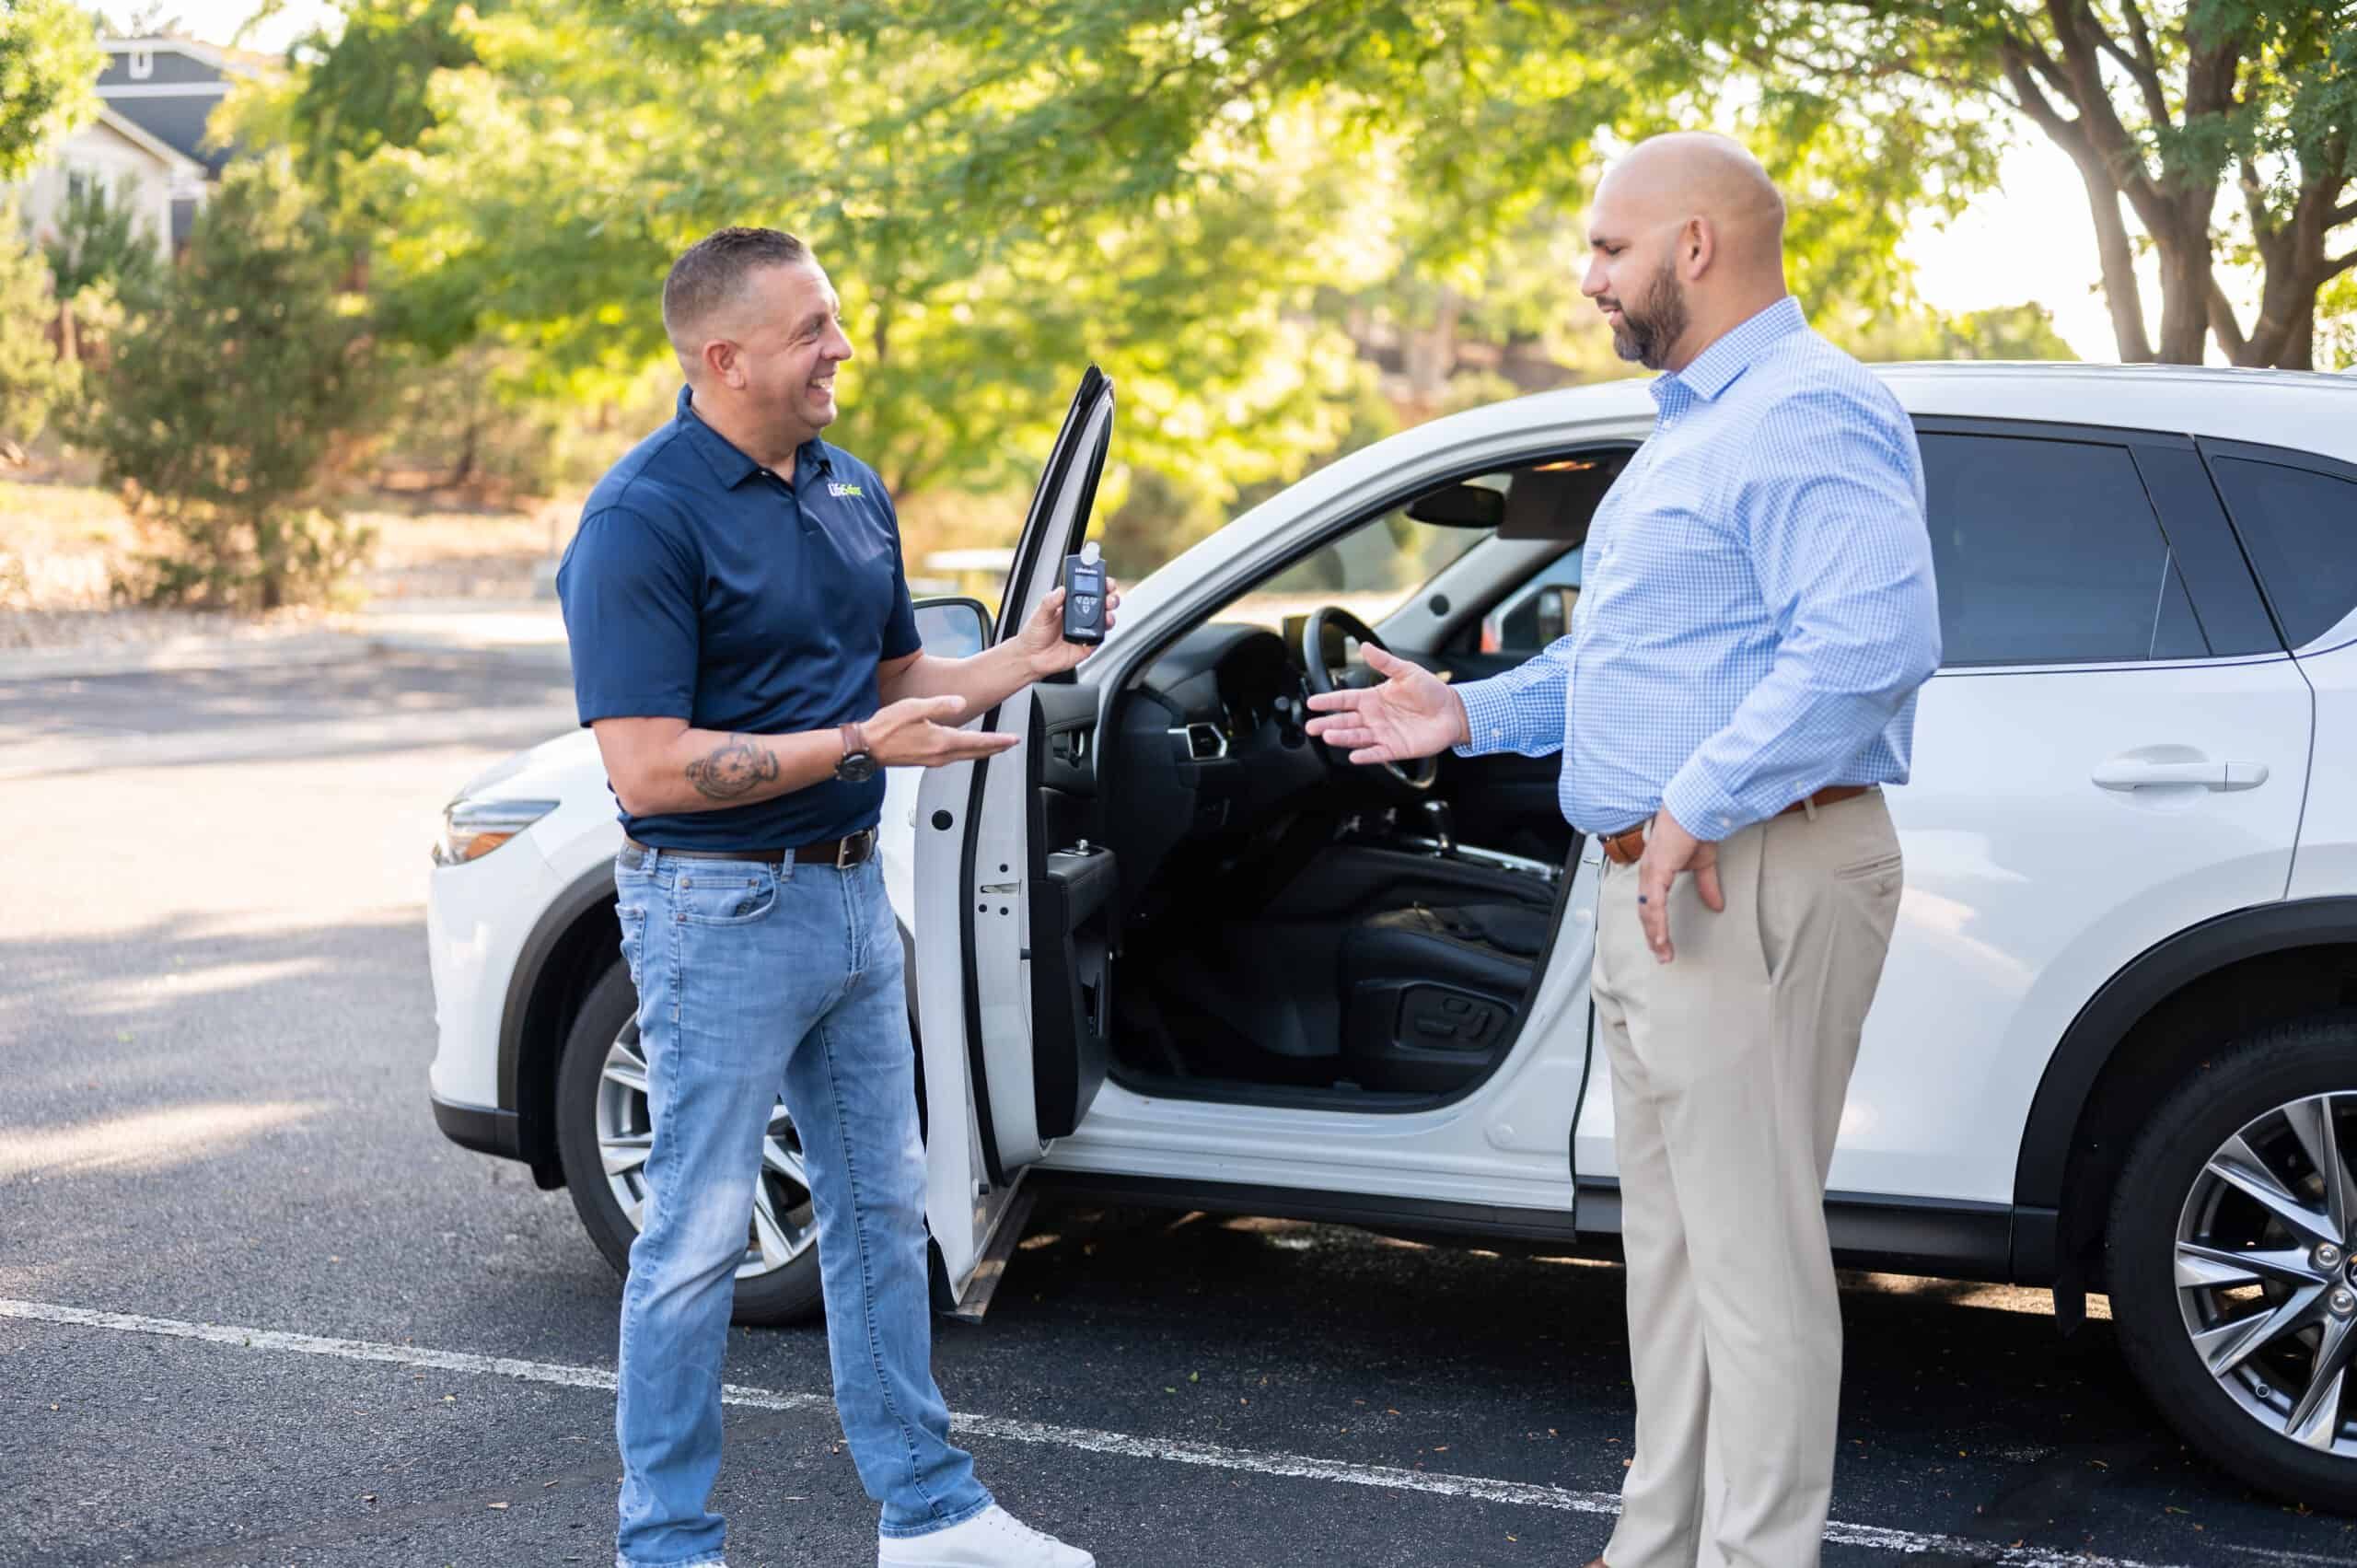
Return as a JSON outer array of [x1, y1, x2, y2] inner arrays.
[[621, 828, 877, 872]]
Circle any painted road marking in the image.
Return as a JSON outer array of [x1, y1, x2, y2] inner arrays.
[[0, 1296, 2316, 1567]]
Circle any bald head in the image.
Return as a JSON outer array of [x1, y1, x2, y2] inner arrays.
[[1581, 133, 1791, 372]]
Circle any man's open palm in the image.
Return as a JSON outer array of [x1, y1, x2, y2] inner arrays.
[[1303, 645, 1468, 766]]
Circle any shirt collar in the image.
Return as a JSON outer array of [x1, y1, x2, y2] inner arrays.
[[1652, 295, 1806, 410], [674, 385, 836, 489]]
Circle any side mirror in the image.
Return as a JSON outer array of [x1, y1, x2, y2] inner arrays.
[[1405, 482, 1506, 529], [914, 597, 993, 659]]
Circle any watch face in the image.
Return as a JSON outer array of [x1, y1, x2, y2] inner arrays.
[[838, 752, 878, 784]]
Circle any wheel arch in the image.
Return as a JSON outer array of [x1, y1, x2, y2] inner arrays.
[[2017, 895, 2357, 1311], [499, 860, 621, 1188]]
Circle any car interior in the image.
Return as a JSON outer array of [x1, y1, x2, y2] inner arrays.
[[1056, 446, 1635, 1112]]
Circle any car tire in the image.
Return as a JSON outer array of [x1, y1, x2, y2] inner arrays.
[[553, 960, 828, 1327], [2107, 1016, 2357, 1510]]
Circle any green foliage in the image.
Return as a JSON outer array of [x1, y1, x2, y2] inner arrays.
[[0, 0, 102, 183], [41, 174, 164, 300], [81, 156, 380, 609], [1669, 0, 2354, 365], [1833, 302, 2078, 364], [0, 199, 76, 457]]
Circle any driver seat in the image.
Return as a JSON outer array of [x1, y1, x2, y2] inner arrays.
[[1337, 901, 1548, 1094]]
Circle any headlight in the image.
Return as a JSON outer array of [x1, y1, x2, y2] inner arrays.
[[434, 797, 559, 866]]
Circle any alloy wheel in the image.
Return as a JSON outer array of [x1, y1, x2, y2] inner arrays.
[[592, 1022, 819, 1279], [2175, 1091, 2357, 1456]]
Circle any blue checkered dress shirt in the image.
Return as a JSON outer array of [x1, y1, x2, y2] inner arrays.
[[1452, 296, 1941, 840]]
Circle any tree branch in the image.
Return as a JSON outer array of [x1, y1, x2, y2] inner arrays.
[[2097, 0, 2170, 129], [2327, 249, 2357, 284]]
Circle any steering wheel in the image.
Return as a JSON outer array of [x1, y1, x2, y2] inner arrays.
[[1301, 605, 1439, 796]]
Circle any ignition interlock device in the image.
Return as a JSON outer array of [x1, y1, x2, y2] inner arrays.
[[1062, 540, 1108, 645]]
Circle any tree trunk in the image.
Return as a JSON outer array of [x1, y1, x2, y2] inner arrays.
[[2153, 222, 2213, 364], [2070, 156, 2155, 362]]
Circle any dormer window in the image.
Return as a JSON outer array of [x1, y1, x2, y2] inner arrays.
[[128, 48, 154, 79]]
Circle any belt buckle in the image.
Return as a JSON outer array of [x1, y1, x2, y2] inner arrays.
[[836, 830, 869, 871]]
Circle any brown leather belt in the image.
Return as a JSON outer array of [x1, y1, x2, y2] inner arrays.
[[621, 828, 877, 872], [1597, 785, 1875, 867]]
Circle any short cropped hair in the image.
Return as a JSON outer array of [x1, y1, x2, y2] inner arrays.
[[662, 227, 812, 363]]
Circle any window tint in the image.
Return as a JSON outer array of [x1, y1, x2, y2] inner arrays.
[[1918, 433, 2209, 667], [2208, 457, 2357, 648]]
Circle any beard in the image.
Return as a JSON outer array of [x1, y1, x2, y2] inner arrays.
[[1607, 257, 1689, 371]]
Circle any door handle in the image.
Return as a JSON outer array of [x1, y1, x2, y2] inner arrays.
[[2092, 760, 2269, 792]]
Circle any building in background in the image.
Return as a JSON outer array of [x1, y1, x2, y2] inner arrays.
[[13, 35, 273, 264], [96, 37, 273, 250], [16, 105, 206, 266]]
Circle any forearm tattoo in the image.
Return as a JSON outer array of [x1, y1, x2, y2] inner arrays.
[[685, 735, 780, 801]]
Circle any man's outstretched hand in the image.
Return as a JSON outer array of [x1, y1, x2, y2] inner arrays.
[[1303, 646, 1469, 765]]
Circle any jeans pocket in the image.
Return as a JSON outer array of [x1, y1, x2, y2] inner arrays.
[[674, 866, 782, 926]]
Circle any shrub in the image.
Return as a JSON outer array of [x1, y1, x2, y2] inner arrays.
[[80, 156, 380, 610]]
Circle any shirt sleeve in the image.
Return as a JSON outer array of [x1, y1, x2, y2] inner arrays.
[[1659, 386, 1942, 839], [1449, 631, 1575, 759], [877, 481, 922, 662], [554, 506, 701, 725]]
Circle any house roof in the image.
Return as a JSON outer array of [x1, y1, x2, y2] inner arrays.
[[101, 35, 278, 77], [87, 104, 210, 179]]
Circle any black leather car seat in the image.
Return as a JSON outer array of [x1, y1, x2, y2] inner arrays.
[[1337, 901, 1549, 1094]]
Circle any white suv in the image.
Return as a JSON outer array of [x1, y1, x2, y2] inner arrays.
[[426, 363, 2357, 1509]]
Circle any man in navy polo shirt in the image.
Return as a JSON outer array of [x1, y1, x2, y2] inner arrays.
[[557, 227, 1107, 1568]]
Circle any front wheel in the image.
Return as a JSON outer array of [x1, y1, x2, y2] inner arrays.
[[552, 960, 826, 1326], [2107, 1016, 2357, 1510]]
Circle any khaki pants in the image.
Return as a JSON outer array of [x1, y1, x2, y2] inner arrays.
[[1590, 791, 1903, 1568]]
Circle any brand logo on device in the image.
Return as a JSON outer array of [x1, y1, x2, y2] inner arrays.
[[828, 482, 865, 499]]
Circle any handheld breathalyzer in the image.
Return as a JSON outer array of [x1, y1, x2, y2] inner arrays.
[[1062, 540, 1108, 645]]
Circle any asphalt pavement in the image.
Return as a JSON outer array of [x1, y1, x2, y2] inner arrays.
[[3, 641, 2352, 1567]]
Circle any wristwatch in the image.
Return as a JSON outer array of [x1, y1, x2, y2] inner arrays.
[[834, 721, 877, 784]]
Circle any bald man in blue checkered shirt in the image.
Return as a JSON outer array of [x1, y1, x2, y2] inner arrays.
[[1308, 133, 1941, 1568]]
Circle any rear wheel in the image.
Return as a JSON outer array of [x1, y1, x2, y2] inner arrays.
[[2108, 1017, 2357, 1510], [552, 961, 826, 1326]]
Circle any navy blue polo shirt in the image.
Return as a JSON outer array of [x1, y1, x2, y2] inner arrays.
[[555, 386, 921, 850]]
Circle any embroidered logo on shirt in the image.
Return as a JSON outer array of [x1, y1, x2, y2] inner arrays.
[[828, 482, 865, 498]]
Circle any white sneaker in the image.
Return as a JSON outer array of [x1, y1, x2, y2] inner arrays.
[[877, 1504, 1094, 1567]]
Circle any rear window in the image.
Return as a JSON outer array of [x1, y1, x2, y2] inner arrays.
[[2207, 456, 2357, 648], [1919, 433, 2207, 667]]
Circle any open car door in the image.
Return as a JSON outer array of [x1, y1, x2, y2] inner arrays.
[[915, 368, 1119, 1314]]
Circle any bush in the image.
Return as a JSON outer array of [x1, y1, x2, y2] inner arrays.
[[80, 155, 380, 610], [41, 173, 163, 301], [0, 200, 76, 461]]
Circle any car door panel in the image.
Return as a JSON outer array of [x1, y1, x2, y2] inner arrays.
[[915, 368, 1117, 1305]]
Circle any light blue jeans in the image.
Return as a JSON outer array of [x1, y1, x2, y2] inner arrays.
[[611, 844, 991, 1568]]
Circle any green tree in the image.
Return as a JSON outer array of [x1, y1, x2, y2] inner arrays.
[[0, 199, 76, 459], [41, 173, 164, 299], [0, 0, 102, 182], [83, 156, 380, 609], [1685, 1, 2356, 366]]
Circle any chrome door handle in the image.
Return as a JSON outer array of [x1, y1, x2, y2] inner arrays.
[[2092, 760, 2269, 791]]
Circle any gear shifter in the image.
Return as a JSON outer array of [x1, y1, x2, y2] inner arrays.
[[1421, 799, 1457, 856]]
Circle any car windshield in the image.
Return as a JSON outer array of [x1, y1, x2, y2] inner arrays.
[[1219, 502, 1499, 633]]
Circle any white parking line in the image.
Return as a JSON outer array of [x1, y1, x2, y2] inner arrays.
[[0, 1295, 2299, 1568]]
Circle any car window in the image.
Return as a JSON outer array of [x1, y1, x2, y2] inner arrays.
[[2207, 456, 2357, 648], [1223, 495, 1496, 633], [1481, 545, 1583, 653], [1919, 433, 2209, 667]]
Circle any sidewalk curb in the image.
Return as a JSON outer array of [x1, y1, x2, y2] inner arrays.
[[0, 621, 572, 682], [0, 630, 370, 683]]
